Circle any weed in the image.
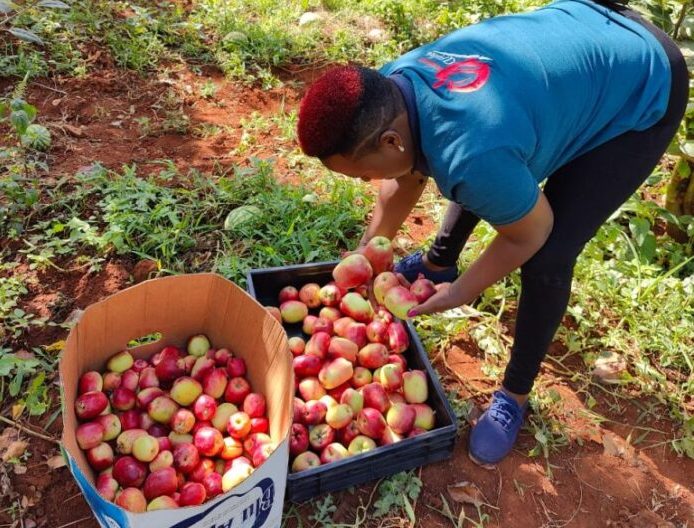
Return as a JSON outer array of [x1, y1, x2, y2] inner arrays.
[[373, 470, 422, 519]]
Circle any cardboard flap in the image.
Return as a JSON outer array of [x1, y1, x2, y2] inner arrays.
[[61, 273, 292, 486]]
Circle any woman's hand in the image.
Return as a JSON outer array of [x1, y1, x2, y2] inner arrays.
[[407, 281, 468, 317]]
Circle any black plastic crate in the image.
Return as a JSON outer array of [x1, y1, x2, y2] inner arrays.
[[247, 261, 457, 503]]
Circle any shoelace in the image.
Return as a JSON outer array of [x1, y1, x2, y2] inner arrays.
[[487, 398, 519, 430]]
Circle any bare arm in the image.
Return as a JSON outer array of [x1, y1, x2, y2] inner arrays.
[[359, 171, 428, 248], [410, 192, 554, 315]]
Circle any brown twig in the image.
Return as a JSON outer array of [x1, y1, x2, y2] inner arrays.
[[672, 0, 690, 40], [0, 415, 60, 445]]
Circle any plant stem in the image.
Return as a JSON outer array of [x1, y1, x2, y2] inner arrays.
[[0, 415, 60, 445], [672, 1, 690, 40]]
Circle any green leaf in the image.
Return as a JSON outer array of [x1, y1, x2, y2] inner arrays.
[[8, 27, 44, 45], [629, 217, 651, 247], [37, 0, 70, 8]]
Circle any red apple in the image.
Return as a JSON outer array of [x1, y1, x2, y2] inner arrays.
[[280, 300, 308, 324], [227, 357, 247, 378], [193, 394, 218, 422], [102, 372, 122, 392], [388, 321, 410, 354], [111, 387, 136, 412], [366, 320, 389, 344], [251, 443, 274, 467], [227, 411, 251, 439], [220, 436, 244, 460], [79, 371, 103, 394], [214, 348, 232, 367], [189, 458, 216, 483], [113, 456, 147, 488], [334, 317, 355, 337], [327, 382, 350, 401], [138, 367, 159, 390], [95, 414, 121, 441], [278, 285, 300, 303], [302, 315, 318, 335], [339, 293, 374, 323], [288, 337, 306, 356], [306, 331, 331, 359], [380, 425, 403, 445], [386, 403, 416, 435], [299, 283, 321, 308], [361, 382, 390, 414], [291, 451, 320, 472], [308, 424, 335, 451], [326, 403, 354, 429], [242, 393, 266, 418], [363, 236, 393, 275], [224, 377, 251, 405], [384, 286, 418, 320], [147, 495, 179, 511], [410, 274, 436, 303], [136, 387, 164, 409], [179, 482, 206, 506], [120, 369, 139, 392], [332, 254, 373, 289], [194, 427, 224, 457], [318, 284, 342, 307], [378, 363, 403, 391], [344, 322, 368, 348], [170, 409, 196, 434], [293, 397, 307, 424], [96, 473, 118, 501], [191, 356, 215, 381], [356, 408, 387, 439], [290, 423, 309, 456], [320, 442, 349, 464], [154, 346, 185, 384], [358, 343, 388, 369], [328, 337, 358, 362], [149, 450, 173, 472], [373, 272, 400, 306], [337, 420, 361, 446], [75, 391, 108, 420], [143, 467, 177, 500], [340, 388, 364, 414], [202, 472, 223, 499], [302, 400, 327, 425], [293, 354, 322, 378], [115, 487, 147, 513], [86, 442, 114, 471], [173, 443, 200, 474]]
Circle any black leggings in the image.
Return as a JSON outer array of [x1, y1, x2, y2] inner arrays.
[[427, 4, 689, 395]]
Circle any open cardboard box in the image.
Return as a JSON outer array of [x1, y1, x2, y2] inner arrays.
[[60, 273, 293, 528]]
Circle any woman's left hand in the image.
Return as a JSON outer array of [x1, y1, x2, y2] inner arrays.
[[407, 282, 467, 317]]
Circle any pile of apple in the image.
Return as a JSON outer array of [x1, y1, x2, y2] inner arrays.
[[265, 237, 438, 473], [73, 335, 273, 513]]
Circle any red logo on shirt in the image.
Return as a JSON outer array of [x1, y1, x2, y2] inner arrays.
[[419, 53, 491, 93]]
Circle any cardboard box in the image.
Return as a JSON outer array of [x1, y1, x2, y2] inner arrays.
[[60, 273, 293, 528]]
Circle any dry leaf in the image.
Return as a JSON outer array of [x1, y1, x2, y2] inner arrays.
[[2, 439, 28, 462], [46, 455, 66, 470], [602, 432, 625, 457], [0, 428, 18, 452], [11, 403, 25, 420], [13, 464, 27, 475], [592, 351, 627, 384], [448, 481, 487, 507]]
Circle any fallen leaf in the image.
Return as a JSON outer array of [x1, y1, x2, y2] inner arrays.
[[592, 351, 627, 384], [11, 403, 25, 419], [63, 124, 84, 137], [2, 439, 28, 462], [13, 464, 27, 475], [46, 455, 66, 470], [602, 432, 625, 458], [0, 428, 18, 452], [448, 481, 487, 507], [44, 340, 66, 353]]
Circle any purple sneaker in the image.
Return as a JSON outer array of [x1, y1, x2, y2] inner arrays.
[[469, 391, 527, 465]]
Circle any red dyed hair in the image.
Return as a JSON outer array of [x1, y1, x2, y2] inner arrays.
[[297, 66, 364, 158]]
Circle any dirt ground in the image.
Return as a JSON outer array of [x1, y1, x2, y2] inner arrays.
[[0, 63, 692, 528]]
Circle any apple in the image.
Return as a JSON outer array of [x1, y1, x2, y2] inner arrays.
[[340, 388, 364, 414], [352, 366, 372, 388], [293, 397, 307, 423], [133, 359, 150, 372], [87, 442, 114, 471], [344, 322, 368, 348], [155, 435, 172, 452], [302, 400, 327, 425], [333, 317, 355, 337], [242, 393, 266, 418], [243, 432, 272, 458], [299, 283, 322, 308], [149, 450, 174, 472], [115, 487, 147, 513], [143, 467, 178, 500], [290, 423, 309, 456], [366, 320, 388, 344], [79, 371, 103, 394], [410, 274, 436, 303], [211, 403, 238, 432], [326, 403, 354, 429], [291, 451, 321, 472], [220, 436, 244, 460], [189, 458, 216, 483], [187, 334, 210, 357], [319, 395, 338, 410], [222, 465, 254, 492], [95, 414, 121, 441], [388, 354, 407, 372], [386, 403, 416, 435], [298, 377, 326, 401], [337, 420, 361, 446], [139, 412, 155, 431], [411, 403, 435, 430], [280, 300, 308, 323], [318, 284, 342, 307], [319, 306, 341, 322], [328, 337, 358, 362], [308, 424, 335, 451], [191, 356, 215, 381], [136, 387, 164, 409], [96, 473, 118, 501], [313, 317, 334, 335], [170, 376, 203, 406], [111, 387, 136, 412], [179, 482, 206, 506], [288, 337, 306, 356], [378, 363, 403, 391], [214, 348, 232, 367], [168, 431, 194, 447], [227, 411, 251, 439], [388, 321, 410, 354], [339, 293, 374, 323], [224, 377, 251, 404], [373, 272, 400, 305], [173, 442, 200, 474], [133, 434, 160, 462], [251, 443, 274, 467], [194, 427, 224, 457], [332, 254, 373, 289], [113, 455, 147, 487], [293, 354, 322, 378], [137, 367, 159, 390], [356, 408, 387, 439], [361, 382, 390, 414], [75, 391, 108, 420], [148, 396, 178, 424], [327, 382, 350, 401], [76, 421, 105, 450], [384, 286, 418, 320], [348, 435, 377, 455], [120, 369, 139, 391], [358, 343, 388, 369], [278, 285, 299, 303], [380, 426, 403, 445], [403, 370, 428, 403], [191, 394, 217, 422], [226, 357, 247, 378], [171, 409, 196, 434], [107, 350, 134, 373], [318, 357, 354, 389], [202, 472, 223, 499], [302, 315, 318, 335], [147, 495, 179, 511], [183, 354, 198, 373], [154, 347, 185, 384], [306, 331, 331, 359], [102, 372, 122, 392], [116, 429, 147, 454], [388, 392, 406, 406], [320, 442, 349, 464], [363, 236, 393, 274]]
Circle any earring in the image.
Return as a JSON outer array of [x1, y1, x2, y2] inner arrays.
[[398, 145, 405, 152]]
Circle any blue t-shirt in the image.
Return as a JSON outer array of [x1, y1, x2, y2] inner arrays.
[[379, 0, 671, 225]]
